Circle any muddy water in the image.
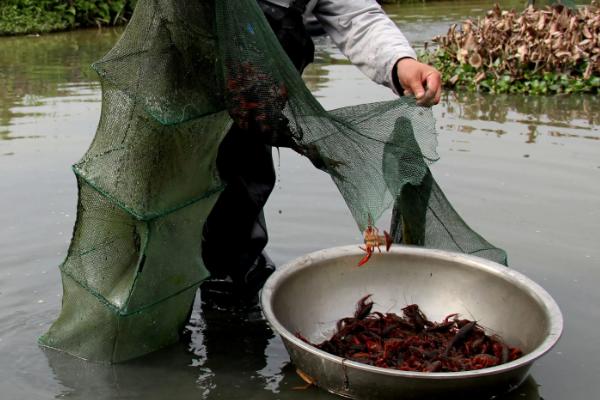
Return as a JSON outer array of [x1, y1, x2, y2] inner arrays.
[[1, 2, 598, 399]]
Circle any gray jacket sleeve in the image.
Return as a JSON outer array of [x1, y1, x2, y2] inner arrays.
[[311, 0, 417, 93]]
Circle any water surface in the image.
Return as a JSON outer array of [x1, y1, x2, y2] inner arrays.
[[1, 2, 599, 399]]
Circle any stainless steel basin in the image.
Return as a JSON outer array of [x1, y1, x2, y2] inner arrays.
[[261, 245, 563, 399]]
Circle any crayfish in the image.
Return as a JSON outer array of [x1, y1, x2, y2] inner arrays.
[[358, 218, 392, 266], [296, 298, 524, 373]]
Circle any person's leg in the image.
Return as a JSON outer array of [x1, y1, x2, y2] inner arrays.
[[201, 1, 314, 307], [201, 125, 276, 305]]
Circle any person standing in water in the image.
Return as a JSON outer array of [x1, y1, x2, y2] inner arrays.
[[200, 0, 441, 308]]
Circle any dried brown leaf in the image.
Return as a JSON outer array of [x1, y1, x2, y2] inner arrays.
[[457, 48, 469, 64], [583, 64, 592, 79], [430, 3, 599, 82], [469, 52, 483, 69]]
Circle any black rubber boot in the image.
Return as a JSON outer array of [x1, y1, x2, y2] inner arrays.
[[200, 0, 313, 311], [200, 252, 276, 312]]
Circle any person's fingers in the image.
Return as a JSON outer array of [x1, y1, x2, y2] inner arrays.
[[433, 83, 442, 105], [417, 70, 442, 106], [408, 78, 426, 100], [426, 69, 441, 89], [416, 90, 435, 106], [417, 88, 434, 106], [426, 70, 441, 101], [396, 59, 442, 106]]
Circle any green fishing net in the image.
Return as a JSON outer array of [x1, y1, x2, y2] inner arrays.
[[40, 0, 506, 363]]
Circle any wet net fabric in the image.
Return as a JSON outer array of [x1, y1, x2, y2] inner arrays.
[[40, 0, 506, 363], [39, 0, 231, 363], [216, 0, 506, 260]]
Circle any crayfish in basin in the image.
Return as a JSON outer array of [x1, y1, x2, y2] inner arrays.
[[297, 295, 523, 372]]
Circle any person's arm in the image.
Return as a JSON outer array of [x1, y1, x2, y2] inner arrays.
[[312, 0, 440, 105]]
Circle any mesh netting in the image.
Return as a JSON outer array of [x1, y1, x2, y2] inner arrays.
[[216, 0, 505, 260], [39, 0, 230, 362], [40, 0, 506, 363]]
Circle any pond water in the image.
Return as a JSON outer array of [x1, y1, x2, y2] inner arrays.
[[1, 1, 598, 399]]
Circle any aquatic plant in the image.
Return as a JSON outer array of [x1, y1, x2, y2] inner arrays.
[[0, 0, 136, 36], [420, 2, 600, 94]]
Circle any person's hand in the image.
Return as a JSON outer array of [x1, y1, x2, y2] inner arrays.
[[395, 58, 442, 107]]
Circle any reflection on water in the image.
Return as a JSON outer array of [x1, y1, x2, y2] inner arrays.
[[0, 28, 122, 140], [41, 293, 543, 400], [42, 295, 335, 400], [440, 92, 599, 144]]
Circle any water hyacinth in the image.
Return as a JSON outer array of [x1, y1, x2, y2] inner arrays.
[[420, 2, 600, 94]]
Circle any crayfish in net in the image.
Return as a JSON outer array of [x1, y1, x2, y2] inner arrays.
[[297, 295, 523, 372]]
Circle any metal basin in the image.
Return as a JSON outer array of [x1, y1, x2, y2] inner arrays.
[[261, 245, 563, 399]]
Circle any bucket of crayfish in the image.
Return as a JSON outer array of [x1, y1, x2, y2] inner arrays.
[[260, 245, 562, 400]]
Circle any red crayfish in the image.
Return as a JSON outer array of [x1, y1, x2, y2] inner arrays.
[[358, 218, 392, 266], [297, 296, 523, 373]]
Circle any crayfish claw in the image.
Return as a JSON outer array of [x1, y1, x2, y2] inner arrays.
[[358, 250, 372, 267], [384, 231, 392, 251]]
